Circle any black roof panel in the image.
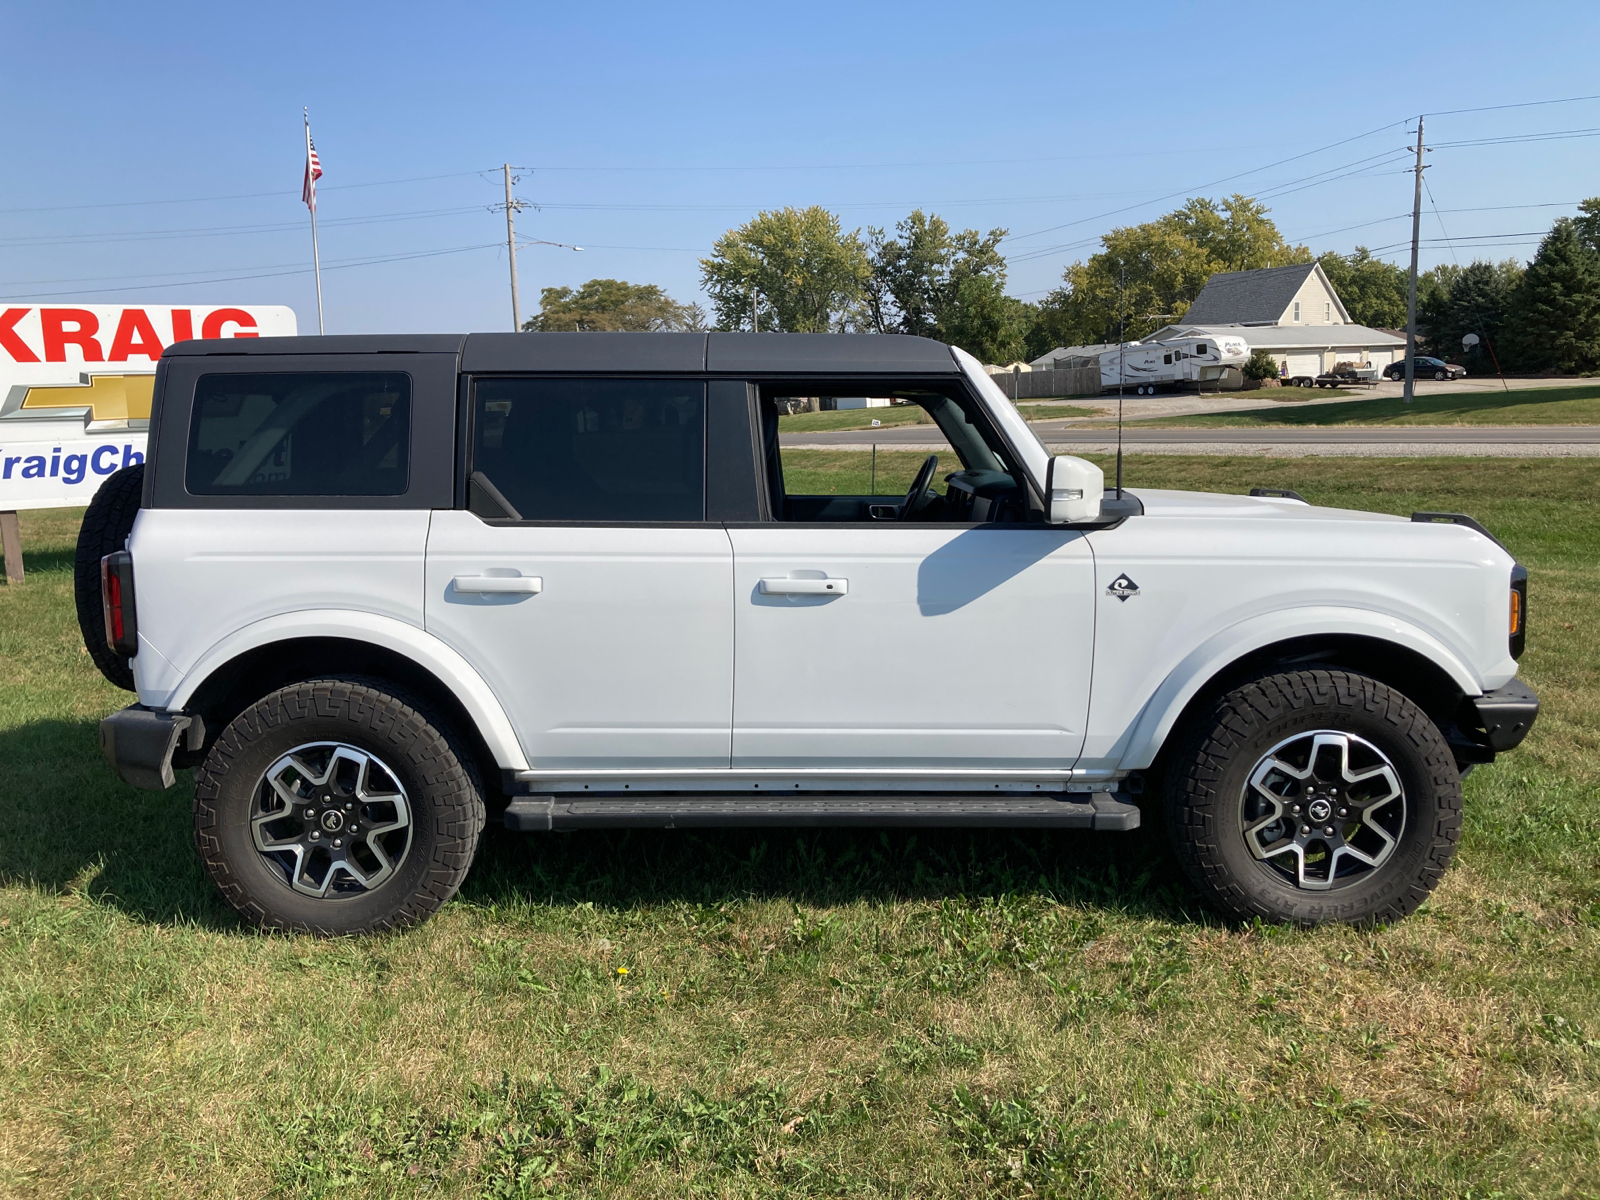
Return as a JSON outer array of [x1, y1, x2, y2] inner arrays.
[[163, 334, 466, 357], [461, 331, 708, 372], [163, 331, 961, 374], [706, 332, 957, 374]]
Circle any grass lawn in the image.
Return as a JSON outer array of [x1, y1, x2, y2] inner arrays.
[[779, 405, 1101, 434], [778, 407, 933, 433], [3, 460, 1598, 1198], [1148, 382, 1600, 428]]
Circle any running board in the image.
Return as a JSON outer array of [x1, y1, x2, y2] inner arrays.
[[503, 793, 1141, 832]]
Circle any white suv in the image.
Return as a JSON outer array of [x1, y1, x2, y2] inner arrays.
[[81, 332, 1538, 934]]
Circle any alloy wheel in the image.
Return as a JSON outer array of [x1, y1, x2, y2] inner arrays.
[[1238, 730, 1406, 890], [250, 741, 413, 898]]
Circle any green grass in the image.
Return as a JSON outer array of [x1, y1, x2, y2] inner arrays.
[[3, 465, 1599, 1198], [1016, 404, 1102, 422], [777, 407, 932, 433], [778, 405, 1101, 434], [1148, 382, 1600, 428]]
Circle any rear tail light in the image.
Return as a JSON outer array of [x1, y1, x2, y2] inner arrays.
[[101, 551, 138, 656], [1509, 564, 1527, 660]]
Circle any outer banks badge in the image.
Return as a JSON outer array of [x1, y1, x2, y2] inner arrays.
[[1106, 573, 1140, 601]]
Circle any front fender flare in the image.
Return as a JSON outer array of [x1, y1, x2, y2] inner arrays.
[[1118, 606, 1483, 771], [164, 609, 530, 772]]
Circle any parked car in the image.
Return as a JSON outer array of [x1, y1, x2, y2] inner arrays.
[[1384, 356, 1467, 381], [84, 333, 1536, 934]]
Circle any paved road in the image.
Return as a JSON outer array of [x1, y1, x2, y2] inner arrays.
[[781, 424, 1600, 457]]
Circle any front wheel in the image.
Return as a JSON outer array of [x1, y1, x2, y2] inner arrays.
[[1165, 670, 1461, 924], [1434, 369, 1448, 381], [193, 679, 485, 934]]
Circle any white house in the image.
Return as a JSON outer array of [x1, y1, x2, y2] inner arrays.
[[1031, 263, 1405, 382], [1148, 262, 1404, 377]]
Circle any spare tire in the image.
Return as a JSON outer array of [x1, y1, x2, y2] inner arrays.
[[75, 464, 144, 691]]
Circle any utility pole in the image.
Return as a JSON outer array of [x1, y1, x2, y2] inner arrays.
[[501, 165, 526, 331], [751, 291, 759, 332], [1403, 116, 1425, 405]]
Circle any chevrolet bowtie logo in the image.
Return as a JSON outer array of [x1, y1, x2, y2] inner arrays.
[[18, 373, 154, 422]]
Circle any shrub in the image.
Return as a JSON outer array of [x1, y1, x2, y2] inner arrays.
[[1242, 349, 1281, 381]]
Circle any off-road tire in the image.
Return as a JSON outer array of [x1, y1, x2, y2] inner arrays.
[[74, 463, 144, 691], [1166, 669, 1461, 925], [193, 679, 485, 934]]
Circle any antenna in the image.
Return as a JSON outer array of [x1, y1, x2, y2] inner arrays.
[[1115, 262, 1125, 499]]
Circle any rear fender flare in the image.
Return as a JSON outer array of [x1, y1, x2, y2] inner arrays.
[[165, 609, 529, 771], [1119, 606, 1482, 771]]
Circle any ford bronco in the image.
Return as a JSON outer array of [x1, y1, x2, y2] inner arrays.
[[80, 332, 1537, 933]]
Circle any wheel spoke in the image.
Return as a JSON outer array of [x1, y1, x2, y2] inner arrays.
[[1238, 729, 1406, 893], [249, 741, 413, 900]]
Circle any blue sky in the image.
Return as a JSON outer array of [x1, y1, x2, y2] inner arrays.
[[2, 0, 1597, 334]]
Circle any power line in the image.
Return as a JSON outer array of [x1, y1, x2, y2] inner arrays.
[[1001, 118, 1409, 245], [0, 170, 494, 216], [1425, 93, 1600, 118], [0, 242, 504, 301], [1432, 127, 1600, 149]]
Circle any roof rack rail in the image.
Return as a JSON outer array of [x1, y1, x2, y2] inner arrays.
[[1411, 511, 1505, 550]]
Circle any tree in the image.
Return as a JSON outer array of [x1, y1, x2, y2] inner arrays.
[[865, 210, 1028, 362], [1032, 194, 1310, 350], [1417, 259, 1521, 367], [1317, 248, 1408, 329], [1505, 219, 1600, 373], [1242, 348, 1281, 381], [1573, 196, 1600, 256], [1170, 195, 1308, 273], [700, 207, 871, 332], [525, 279, 699, 332]]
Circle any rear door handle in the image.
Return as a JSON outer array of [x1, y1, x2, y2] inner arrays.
[[758, 577, 848, 595], [452, 574, 542, 594]]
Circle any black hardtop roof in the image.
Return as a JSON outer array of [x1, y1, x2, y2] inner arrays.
[[163, 331, 960, 375]]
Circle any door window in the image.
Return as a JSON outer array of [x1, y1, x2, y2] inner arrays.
[[760, 383, 1025, 523], [471, 378, 705, 522], [186, 372, 410, 496]]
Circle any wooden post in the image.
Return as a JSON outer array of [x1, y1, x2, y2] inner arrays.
[[0, 511, 22, 584]]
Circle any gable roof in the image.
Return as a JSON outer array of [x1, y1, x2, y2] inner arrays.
[[1147, 323, 1404, 349], [1182, 262, 1349, 326]]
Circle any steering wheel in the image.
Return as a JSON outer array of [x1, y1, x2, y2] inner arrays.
[[899, 454, 939, 522]]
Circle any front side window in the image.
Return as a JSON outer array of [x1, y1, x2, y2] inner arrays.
[[761, 382, 1023, 523], [187, 372, 410, 496], [472, 378, 705, 522]]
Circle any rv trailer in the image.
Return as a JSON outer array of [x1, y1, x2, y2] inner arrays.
[[1100, 334, 1249, 394]]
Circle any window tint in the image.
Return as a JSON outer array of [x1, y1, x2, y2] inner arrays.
[[1196, 342, 1208, 355], [1163, 353, 1173, 364], [473, 378, 705, 522], [187, 372, 410, 496]]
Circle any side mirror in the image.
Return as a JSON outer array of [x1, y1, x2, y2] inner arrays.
[[1046, 455, 1103, 524]]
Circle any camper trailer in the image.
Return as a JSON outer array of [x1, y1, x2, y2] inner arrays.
[[1099, 335, 1249, 394]]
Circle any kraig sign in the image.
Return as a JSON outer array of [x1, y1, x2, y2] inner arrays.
[[1, 304, 296, 509]]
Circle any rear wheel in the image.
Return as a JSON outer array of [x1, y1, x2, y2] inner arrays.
[[1165, 669, 1460, 924], [74, 463, 144, 691], [193, 679, 484, 934]]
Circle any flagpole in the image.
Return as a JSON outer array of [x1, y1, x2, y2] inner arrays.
[[304, 108, 325, 335]]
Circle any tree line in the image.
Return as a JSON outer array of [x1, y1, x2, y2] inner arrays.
[[526, 197, 1600, 373]]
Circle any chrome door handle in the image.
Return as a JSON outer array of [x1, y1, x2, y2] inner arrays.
[[452, 574, 542, 594], [759, 577, 848, 596]]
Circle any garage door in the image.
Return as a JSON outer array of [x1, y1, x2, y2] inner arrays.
[[1285, 354, 1320, 378]]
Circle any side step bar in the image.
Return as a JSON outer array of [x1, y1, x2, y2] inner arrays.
[[504, 793, 1141, 832]]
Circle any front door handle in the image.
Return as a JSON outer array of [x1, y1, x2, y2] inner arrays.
[[758, 577, 848, 596], [452, 574, 542, 594]]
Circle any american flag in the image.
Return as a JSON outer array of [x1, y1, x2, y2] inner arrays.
[[302, 123, 323, 212]]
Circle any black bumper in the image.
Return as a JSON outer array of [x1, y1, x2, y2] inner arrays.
[[1468, 679, 1540, 753], [99, 705, 204, 790]]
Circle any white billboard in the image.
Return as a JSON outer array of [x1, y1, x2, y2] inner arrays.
[[0, 304, 297, 510]]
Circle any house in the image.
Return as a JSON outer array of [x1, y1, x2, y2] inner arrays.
[[1150, 262, 1404, 377], [1030, 263, 1406, 382]]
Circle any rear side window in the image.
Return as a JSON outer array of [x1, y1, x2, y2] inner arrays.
[[472, 378, 705, 522], [186, 372, 411, 496]]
